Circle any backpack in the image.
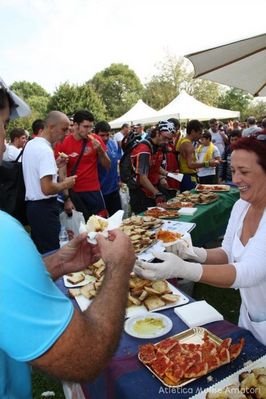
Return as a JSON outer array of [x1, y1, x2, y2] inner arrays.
[[119, 131, 152, 189], [0, 149, 27, 225]]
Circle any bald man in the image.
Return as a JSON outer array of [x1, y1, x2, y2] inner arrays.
[[22, 111, 77, 253]]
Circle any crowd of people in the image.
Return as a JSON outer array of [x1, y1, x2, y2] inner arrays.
[[1, 76, 266, 397]]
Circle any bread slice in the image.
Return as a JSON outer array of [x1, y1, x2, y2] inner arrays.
[[67, 273, 85, 285], [128, 294, 141, 306], [161, 293, 180, 303], [68, 288, 81, 298], [151, 280, 169, 294], [80, 283, 96, 299], [144, 295, 165, 311]]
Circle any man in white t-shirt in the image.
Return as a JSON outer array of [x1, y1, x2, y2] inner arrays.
[[22, 111, 76, 254], [3, 127, 27, 161], [113, 123, 130, 149], [209, 118, 228, 157]]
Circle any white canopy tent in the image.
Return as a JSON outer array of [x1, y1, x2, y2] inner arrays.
[[156, 90, 240, 121], [109, 100, 159, 129]]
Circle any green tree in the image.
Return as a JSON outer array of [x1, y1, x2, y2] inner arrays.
[[10, 81, 49, 100], [143, 56, 188, 109], [143, 55, 221, 110], [217, 88, 252, 117], [242, 100, 266, 122], [90, 63, 144, 119], [7, 81, 50, 134], [48, 82, 107, 121]]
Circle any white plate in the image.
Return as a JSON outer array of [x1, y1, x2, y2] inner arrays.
[[63, 274, 96, 288], [75, 281, 189, 316], [124, 313, 173, 339]]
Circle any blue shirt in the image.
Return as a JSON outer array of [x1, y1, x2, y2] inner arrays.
[[98, 139, 121, 195], [0, 211, 74, 398]]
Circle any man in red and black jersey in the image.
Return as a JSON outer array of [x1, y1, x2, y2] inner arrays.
[[129, 126, 173, 214], [55, 110, 110, 220]]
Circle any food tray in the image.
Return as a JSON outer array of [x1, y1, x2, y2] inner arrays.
[[139, 327, 223, 388], [195, 184, 230, 192], [75, 281, 189, 318], [190, 354, 266, 399]]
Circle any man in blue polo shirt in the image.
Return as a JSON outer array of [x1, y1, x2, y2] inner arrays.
[[0, 78, 135, 398]]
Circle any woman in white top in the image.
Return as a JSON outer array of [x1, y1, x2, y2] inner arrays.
[[134, 134, 266, 345]]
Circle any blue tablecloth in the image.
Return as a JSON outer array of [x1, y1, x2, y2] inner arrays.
[[52, 273, 265, 399]]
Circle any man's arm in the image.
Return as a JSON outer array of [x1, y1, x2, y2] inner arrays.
[[181, 142, 218, 169], [31, 230, 135, 382], [89, 135, 111, 170], [40, 174, 76, 196]]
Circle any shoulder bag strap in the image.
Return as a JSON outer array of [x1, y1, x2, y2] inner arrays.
[[70, 139, 87, 176]]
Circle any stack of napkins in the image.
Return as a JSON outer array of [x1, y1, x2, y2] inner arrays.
[[174, 300, 223, 327], [178, 208, 198, 216]]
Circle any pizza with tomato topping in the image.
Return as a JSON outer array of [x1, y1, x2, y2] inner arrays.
[[138, 330, 245, 387]]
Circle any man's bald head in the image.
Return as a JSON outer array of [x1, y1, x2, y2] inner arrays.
[[42, 111, 70, 144], [44, 111, 69, 128]]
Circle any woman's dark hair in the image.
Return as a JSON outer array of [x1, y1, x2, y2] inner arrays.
[[231, 136, 266, 173]]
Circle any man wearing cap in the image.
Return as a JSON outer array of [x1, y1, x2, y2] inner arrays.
[[129, 124, 173, 214]]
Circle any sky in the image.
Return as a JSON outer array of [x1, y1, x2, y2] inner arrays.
[[0, 0, 265, 94]]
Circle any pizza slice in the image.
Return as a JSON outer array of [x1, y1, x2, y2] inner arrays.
[[183, 361, 209, 379], [150, 352, 173, 378], [229, 338, 245, 361], [139, 343, 157, 364], [164, 363, 184, 385], [217, 347, 231, 366], [156, 337, 178, 354]]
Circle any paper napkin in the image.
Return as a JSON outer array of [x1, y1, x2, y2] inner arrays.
[[178, 207, 198, 216], [174, 300, 224, 327]]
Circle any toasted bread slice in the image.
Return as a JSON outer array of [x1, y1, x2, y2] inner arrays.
[[128, 294, 141, 306], [144, 295, 165, 311], [151, 280, 169, 294], [144, 286, 161, 295], [80, 283, 96, 299], [68, 288, 81, 298], [67, 273, 85, 285], [161, 293, 180, 303], [138, 290, 149, 301]]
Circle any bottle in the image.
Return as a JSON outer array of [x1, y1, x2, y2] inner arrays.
[[59, 226, 69, 248]]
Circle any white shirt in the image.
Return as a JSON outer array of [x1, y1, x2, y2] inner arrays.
[[222, 199, 266, 344], [242, 126, 261, 137], [22, 137, 58, 200], [2, 144, 22, 162], [113, 131, 124, 143], [209, 129, 226, 156], [197, 144, 220, 177]]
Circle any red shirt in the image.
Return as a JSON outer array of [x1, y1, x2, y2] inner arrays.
[[55, 134, 107, 192], [131, 141, 163, 197], [165, 142, 180, 189]]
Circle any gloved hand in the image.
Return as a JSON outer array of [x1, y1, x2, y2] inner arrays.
[[134, 251, 203, 282], [155, 192, 166, 205], [169, 239, 207, 263]]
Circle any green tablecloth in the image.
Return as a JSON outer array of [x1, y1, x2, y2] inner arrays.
[[179, 187, 240, 246]]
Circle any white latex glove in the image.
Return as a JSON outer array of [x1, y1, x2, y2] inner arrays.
[[170, 239, 207, 263], [134, 251, 203, 282]]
